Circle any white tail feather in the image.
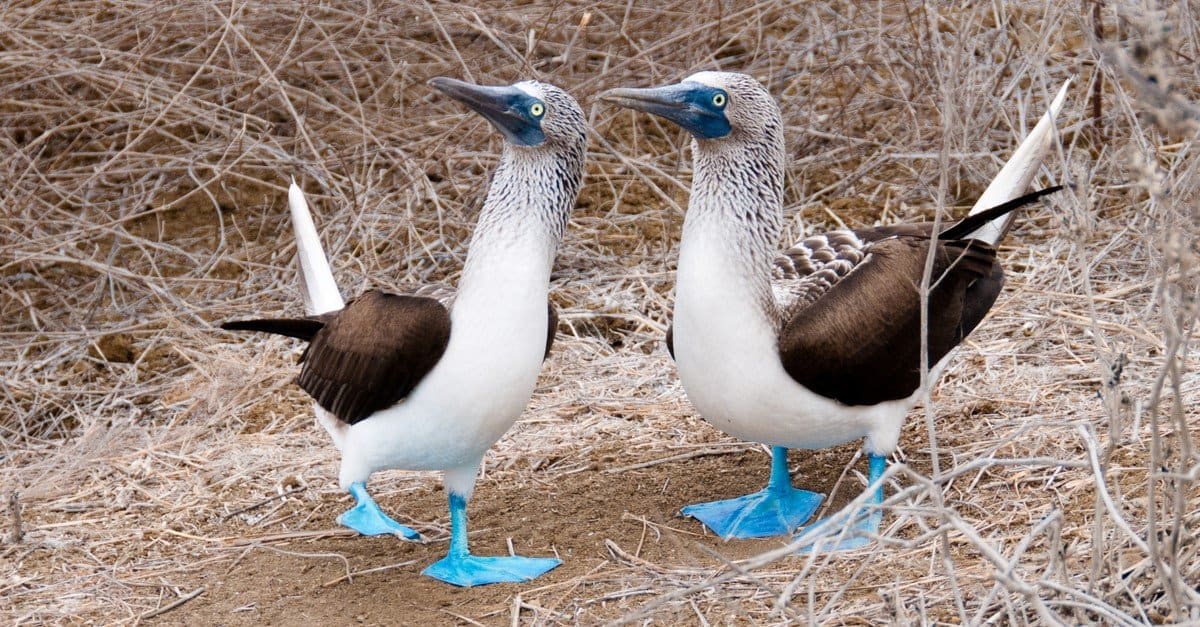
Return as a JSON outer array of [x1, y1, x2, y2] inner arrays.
[[966, 79, 1071, 244], [288, 182, 344, 315]]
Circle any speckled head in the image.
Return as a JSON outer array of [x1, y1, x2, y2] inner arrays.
[[430, 77, 586, 150], [600, 71, 780, 142], [510, 80, 587, 151]]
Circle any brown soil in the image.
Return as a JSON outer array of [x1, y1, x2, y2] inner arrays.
[[5, 0, 1198, 624], [154, 435, 865, 625]]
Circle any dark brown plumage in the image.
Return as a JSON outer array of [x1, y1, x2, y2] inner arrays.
[[779, 186, 1062, 406], [294, 291, 450, 425], [221, 290, 561, 426], [664, 186, 1063, 407], [776, 233, 996, 405], [222, 290, 450, 425], [545, 302, 558, 359]]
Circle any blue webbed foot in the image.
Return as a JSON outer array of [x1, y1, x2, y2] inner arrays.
[[337, 482, 421, 540], [422, 492, 559, 587], [795, 452, 886, 552], [422, 554, 561, 587], [682, 485, 823, 539], [681, 447, 823, 539], [795, 507, 882, 552]]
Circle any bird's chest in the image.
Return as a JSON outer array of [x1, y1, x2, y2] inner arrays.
[[671, 233, 870, 447], [672, 247, 786, 426], [439, 287, 548, 413]]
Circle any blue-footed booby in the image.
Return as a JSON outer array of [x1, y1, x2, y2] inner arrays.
[[221, 77, 586, 585], [602, 73, 1068, 548]]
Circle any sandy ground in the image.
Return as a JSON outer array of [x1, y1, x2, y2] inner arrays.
[[3, 1, 1199, 624]]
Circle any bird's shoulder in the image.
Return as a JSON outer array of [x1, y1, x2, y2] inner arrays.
[[409, 283, 457, 309], [772, 227, 886, 313]]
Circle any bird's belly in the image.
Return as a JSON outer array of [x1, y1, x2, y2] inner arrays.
[[342, 311, 547, 474], [673, 311, 913, 451]]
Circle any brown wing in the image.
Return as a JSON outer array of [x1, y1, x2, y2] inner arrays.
[[298, 290, 451, 425], [545, 301, 557, 360], [671, 187, 1063, 372], [778, 234, 1001, 406], [668, 226, 939, 362]]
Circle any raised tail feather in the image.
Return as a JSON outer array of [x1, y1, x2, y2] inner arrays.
[[965, 79, 1071, 245], [289, 181, 344, 316], [220, 184, 340, 340], [222, 183, 348, 451], [220, 317, 324, 341], [940, 185, 1065, 242]]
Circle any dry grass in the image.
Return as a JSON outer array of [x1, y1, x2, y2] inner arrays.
[[2, 0, 1198, 624]]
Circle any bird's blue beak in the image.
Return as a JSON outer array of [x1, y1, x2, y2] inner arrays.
[[430, 77, 547, 147], [600, 82, 731, 139]]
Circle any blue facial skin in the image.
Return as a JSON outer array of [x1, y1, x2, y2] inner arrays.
[[429, 77, 546, 147], [476, 90, 547, 147], [604, 82, 731, 139]]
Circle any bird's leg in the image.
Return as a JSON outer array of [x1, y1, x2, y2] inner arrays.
[[421, 492, 561, 587], [681, 446, 824, 539], [795, 451, 886, 551], [336, 482, 421, 540]]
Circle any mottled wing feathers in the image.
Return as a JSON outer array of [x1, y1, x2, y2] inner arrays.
[[773, 230, 869, 279], [667, 229, 901, 362], [295, 290, 451, 426], [770, 186, 1061, 319], [778, 235, 1001, 406], [772, 230, 870, 312], [770, 187, 1064, 404], [410, 282, 457, 308]]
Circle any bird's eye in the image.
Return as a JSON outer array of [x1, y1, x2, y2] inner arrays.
[[530, 102, 545, 117], [712, 92, 727, 108]]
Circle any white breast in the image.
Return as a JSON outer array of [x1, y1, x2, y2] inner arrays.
[[337, 246, 551, 485]]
